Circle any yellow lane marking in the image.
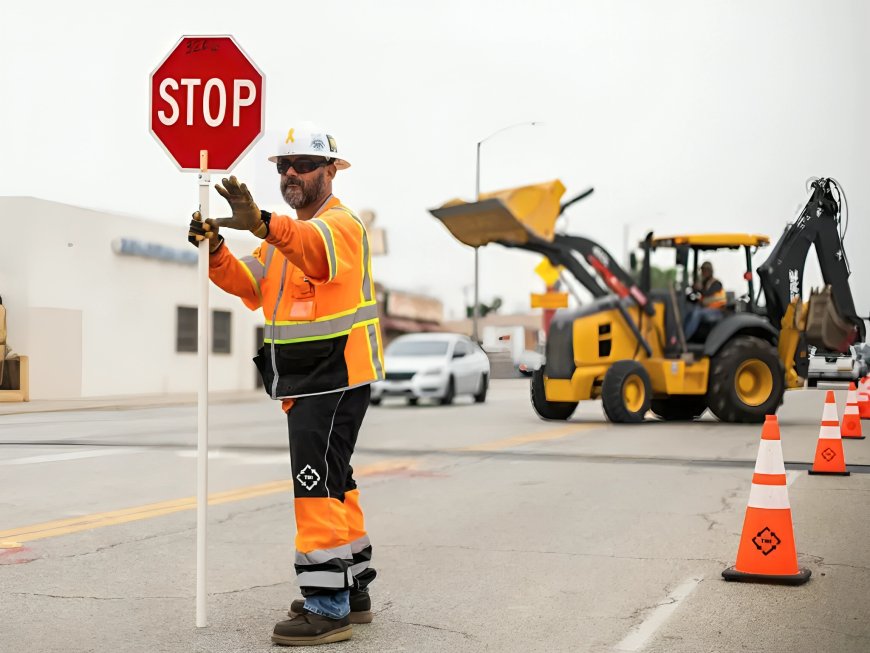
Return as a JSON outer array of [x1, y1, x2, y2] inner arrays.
[[0, 459, 415, 545], [456, 424, 596, 452], [0, 423, 595, 545]]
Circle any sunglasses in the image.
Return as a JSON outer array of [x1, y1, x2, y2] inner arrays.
[[276, 157, 332, 175]]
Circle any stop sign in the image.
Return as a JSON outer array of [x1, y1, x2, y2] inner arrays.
[[150, 35, 265, 172]]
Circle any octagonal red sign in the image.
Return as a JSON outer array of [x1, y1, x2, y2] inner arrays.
[[150, 35, 265, 172]]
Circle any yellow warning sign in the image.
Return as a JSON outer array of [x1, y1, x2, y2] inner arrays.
[[534, 258, 563, 287], [530, 292, 569, 309]]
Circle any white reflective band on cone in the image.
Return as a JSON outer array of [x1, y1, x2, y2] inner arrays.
[[748, 483, 791, 509], [754, 440, 786, 475], [822, 401, 839, 422], [845, 404, 859, 415], [819, 424, 842, 439]]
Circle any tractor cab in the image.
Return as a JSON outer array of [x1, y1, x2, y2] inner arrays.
[[637, 233, 771, 354]]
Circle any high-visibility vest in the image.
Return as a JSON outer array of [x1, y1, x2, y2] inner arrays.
[[701, 278, 727, 309], [211, 196, 384, 399]]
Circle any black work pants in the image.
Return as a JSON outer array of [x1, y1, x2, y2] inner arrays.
[[287, 384, 375, 596]]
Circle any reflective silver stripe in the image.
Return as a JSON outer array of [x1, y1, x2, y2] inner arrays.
[[350, 535, 371, 555], [350, 560, 371, 576], [296, 569, 353, 589], [366, 323, 383, 379], [265, 303, 379, 343], [311, 218, 337, 281], [239, 255, 265, 280], [295, 545, 352, 566], [263, 245, 275, 275], [269, 259, 289, 399], [359, 220, 372, 302], [333, 207, 372, 301]]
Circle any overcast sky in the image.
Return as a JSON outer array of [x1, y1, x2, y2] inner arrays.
[[2, 0, 868, 320]]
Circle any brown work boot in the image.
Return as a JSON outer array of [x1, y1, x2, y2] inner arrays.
[[288, 591, 373, 624], [271, 612, 351, 646]]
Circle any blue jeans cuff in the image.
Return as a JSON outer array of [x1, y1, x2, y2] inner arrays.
[[304, 590, 350, 619]]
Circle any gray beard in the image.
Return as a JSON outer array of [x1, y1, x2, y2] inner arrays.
[[281, 175, 326, 210]]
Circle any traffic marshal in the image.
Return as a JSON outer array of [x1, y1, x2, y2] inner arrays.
[[150, 35, 264, 171]]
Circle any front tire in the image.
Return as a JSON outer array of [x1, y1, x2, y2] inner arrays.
[[530, 368, 578, 420], [707, 336, 784, 423], [474, 374, 488, 403], [439, 378, 455, 406], [601, 360, 652, 423], [807, 378, 818, 388], [370, 397, 382, 406]]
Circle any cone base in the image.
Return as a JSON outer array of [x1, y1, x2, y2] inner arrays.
[[808, 469, 850, 476], [722, 566, 811, 585], [842, 435, 865, 440]]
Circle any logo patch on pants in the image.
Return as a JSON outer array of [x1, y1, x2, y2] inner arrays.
[[296, 465, 321, 491]]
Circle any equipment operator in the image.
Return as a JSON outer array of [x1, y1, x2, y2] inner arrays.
[[683, 261, 727, 340]]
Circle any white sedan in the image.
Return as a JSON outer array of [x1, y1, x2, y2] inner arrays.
[[371, 333, 491, 406]]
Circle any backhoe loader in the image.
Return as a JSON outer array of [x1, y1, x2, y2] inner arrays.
[[430, 177, 864, 423]]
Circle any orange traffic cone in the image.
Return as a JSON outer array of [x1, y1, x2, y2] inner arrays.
[[808, 390, 850, 476], [859, 377, 870, 420], [841, 383, 865, 439], [722, 415, 810, 585]]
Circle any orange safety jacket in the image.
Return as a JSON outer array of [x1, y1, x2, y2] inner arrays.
[[209, 196, 384, 402], [700, 277, 727, 309]]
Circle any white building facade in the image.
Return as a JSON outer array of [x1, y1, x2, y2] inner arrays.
[[0, 197, 266, 399]]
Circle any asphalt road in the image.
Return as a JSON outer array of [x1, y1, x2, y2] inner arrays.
[[1, 380, 868, 652]]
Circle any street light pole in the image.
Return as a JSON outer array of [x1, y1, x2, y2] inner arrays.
[[473, 140, 482, 342], [472, 121, 541, 343]]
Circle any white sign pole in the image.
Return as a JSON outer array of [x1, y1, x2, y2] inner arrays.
[[196, 149, 210, 628]]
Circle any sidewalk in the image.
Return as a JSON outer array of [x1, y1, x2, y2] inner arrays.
[[0, 389, 266, 416]]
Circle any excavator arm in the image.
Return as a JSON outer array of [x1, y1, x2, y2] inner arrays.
[[756, 178, 865, 352]]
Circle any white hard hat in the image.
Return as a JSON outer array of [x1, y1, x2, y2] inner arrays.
[[267, 121, 350, 169]]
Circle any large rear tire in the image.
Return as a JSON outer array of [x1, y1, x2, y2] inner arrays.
[[530, 368, 578, 420], [650, 396, 707, 421], [602, 360, 652, 423], [707, 336, 784, 423]]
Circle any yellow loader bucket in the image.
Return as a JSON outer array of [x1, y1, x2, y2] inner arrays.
[[429, 179, 566, 247]]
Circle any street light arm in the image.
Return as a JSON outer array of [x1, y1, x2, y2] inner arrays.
[[477, 120, 543, 147]]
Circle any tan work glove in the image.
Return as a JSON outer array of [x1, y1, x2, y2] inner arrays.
[[188, 211, 223, 253], [213, 176, 266, 235]]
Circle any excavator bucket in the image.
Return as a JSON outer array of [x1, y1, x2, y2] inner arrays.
[[429, 179, 566, 247], [805, 286, 858, 353]]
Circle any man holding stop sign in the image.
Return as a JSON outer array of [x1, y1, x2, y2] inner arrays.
[[188, 121, 384, 646]]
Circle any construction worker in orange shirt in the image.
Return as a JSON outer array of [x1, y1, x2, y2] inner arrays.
[[188, 121, 384, 646], [683, 261, 728, 341]]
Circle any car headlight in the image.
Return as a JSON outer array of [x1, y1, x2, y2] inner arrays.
[[420, 368, 444, 376]]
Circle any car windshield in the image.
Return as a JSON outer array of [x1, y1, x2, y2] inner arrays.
[[386, 340, 449, 357]]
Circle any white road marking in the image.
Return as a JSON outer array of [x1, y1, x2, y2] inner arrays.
[[0, 448, 145, 466], [614, 576, 702, 651], [174, 450, 288, 464], [786, 470, 801, 486]]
